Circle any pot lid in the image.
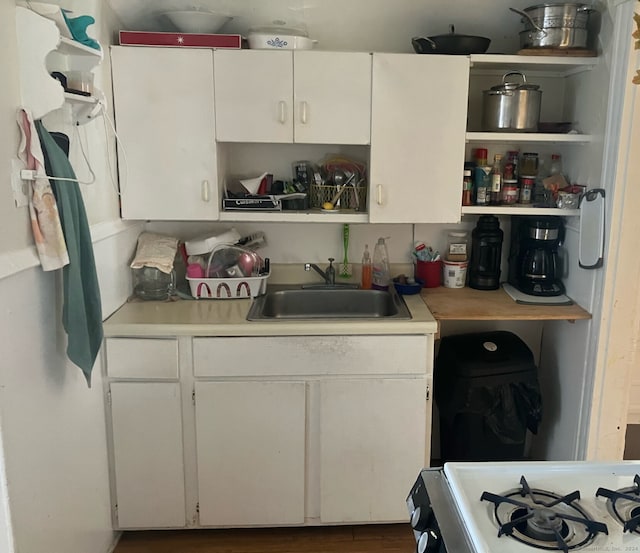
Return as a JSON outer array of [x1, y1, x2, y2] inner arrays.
[[491, 82, 540, 91], [428, 23, 489, 41], [523, 3, 590, 12], [490, 71, 540, 91], [249, 20, 308, 37]]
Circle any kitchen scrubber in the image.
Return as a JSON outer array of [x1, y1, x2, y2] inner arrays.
[[339, 223, 352, 278]]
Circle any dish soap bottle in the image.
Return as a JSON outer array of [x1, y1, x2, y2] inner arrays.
[[361, 244, 372, 289], [372, 237, 391, 290]]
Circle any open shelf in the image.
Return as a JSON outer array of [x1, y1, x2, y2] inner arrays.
[[469, 54, 598, 76], [466, 132, 593, 144], [219, 210, 369, 223], [462, 206, 579, 216], [63, 92, 98, 104], [57, 37, 103, 58]]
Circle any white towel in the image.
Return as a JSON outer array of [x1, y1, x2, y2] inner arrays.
[[17, 108, 69, 271], [130, 232, 178, 274]]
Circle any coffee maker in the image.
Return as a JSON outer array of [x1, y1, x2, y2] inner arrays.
[[508, 216, 565, 296]]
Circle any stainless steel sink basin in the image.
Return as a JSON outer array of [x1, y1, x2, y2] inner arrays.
[[247, 285, 412, 320]]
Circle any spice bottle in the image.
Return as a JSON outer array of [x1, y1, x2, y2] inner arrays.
[[475, 148, 488, 167], [462, 169, 473, 206], [475, 166, 491, 206], [489, 153, 503, 205], [361, 245, 372, 290], [549, 153, 563, 177]]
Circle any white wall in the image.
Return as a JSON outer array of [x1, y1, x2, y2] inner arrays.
[[0, 1, 133, 551], [106, 0, 603, 56]]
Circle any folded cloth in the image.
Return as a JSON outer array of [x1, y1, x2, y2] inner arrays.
[[61, 12, 100, 51], [35, 120, 103, 387], [130, 232, 179, 274], [16, 108, 69, 271]]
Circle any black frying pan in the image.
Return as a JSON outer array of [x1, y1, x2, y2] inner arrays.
[[412, 25, 491, 55]]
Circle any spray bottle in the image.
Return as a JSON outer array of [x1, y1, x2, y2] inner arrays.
[[372, 237, 391, 290]]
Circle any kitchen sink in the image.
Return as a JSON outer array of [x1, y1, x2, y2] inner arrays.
[[246, 285, 412, 320]]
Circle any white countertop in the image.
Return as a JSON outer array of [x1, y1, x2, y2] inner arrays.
[[103, 293, 438, 337]]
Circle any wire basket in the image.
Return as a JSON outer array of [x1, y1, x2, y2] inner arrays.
[[187, 273, 269, 299], [310, 184, 367, 211]]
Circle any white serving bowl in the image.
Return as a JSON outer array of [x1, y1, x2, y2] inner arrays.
[[162, 10, 232, 34], [247, 32, 317, 50]]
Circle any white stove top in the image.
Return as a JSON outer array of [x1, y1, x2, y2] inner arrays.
[[444, 461, 640, 553]]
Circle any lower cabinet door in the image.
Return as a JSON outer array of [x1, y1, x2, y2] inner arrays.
[[110, 382, 186, 528], [319, 377, 427, 523], [195, 381, 306, 526]]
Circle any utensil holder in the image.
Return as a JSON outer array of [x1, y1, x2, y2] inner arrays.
[[415, 260, 442, 288], [310, 184, 367, 211]]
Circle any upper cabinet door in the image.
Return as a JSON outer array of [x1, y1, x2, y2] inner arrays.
[[369, 54, 469, 223], [294, 51, 371, 145], [214, 50, 293, 143], [111, 46, 218, 220]]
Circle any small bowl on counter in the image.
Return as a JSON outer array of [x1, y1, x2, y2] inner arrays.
[[393, 277, 425, 296]]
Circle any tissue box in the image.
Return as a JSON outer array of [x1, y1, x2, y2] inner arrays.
[[222, 197, 282, 211]]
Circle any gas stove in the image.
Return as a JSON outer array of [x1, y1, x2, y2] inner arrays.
[[407, 462, 640, 553]]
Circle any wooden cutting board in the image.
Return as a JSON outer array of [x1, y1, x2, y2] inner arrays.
[[517, 48, 597, 57]]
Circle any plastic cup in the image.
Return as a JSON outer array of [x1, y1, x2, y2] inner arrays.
[[415, 260, 442, 288]]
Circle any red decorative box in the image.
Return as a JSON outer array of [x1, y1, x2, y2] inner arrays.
[[119, 31, 243, 49]]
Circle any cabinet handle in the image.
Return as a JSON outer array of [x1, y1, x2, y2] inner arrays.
[[201, 180, 210, 202], [377, 184, 384, 205], [278, 101, 287, 124], [301, 101, 308, 124]]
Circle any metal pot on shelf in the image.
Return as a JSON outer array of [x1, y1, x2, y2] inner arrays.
[[481, 71, 542, 132], [412, 25, 491, 55], [509, 4, 597, 50]]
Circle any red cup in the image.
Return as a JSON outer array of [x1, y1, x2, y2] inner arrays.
[[415, 260, 442, 288]]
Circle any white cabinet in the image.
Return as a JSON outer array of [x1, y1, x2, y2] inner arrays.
[[192, 334, 432, 526], [194, 381, 306, 526], [109, 382, 186, 528], [111, 46, 218, 220], [369, 54, 469, 223], [319, 377, 428, 523], [214, 50, 371, 144], [104, 332, 433, 529]]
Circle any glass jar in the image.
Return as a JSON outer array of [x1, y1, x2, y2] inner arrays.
[[520, 152, 539, 176], [501, 180, 518, 204], [132, 266, 175, 300], [446, 230, 469, 262]]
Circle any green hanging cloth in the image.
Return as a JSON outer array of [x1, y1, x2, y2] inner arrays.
[[35, 121, 103, 387]]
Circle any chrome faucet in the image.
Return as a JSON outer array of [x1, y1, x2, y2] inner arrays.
[[305, 257, 336, 285]]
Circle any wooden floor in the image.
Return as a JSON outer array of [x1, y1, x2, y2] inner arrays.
[[114, 524, 415, 553]]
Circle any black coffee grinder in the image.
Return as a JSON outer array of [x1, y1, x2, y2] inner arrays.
[[508, 216, 565, 296]]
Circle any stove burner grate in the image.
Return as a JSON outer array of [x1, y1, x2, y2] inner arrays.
[[596, 474, 640, 533], [481, 475, 608, 552]]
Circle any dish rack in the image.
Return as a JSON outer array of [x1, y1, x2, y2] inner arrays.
[[310, 184, 367, 211], [187, 273, 269, 299]]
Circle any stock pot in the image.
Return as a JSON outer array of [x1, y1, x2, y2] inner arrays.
[[481, 71, 542, 132], [510, 3, 596, 49]]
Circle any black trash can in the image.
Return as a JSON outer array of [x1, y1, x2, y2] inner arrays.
[[434, 331, 542, 462]]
